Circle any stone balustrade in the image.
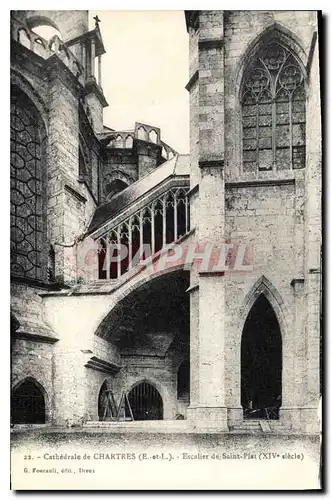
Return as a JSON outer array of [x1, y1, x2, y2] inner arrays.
[[95, 186, 190, 280]]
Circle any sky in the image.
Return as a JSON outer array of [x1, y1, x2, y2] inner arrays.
[[88, 11, 190, 153]]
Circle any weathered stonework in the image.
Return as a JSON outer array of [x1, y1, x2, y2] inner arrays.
[[11, 10, 321, 434]]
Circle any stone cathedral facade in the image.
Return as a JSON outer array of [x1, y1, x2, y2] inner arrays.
[[10, 10, 321, 433]]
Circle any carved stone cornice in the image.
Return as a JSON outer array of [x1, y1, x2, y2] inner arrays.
[[85, 356, 121, 374], [66, 27, 106, 57]]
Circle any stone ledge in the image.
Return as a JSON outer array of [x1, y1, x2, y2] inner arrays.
[[64, 184, 87, 204], [198, 39, 224, 50], [185, 70, 199, 92], [199, 271, 225, 277], [186, 183, 199, 199], [186, 284, 199, 294], [199, 159, 224, 169], [226, 178, 295, 189], [13, 330, 59, 344], [85, 355, 121, 374]]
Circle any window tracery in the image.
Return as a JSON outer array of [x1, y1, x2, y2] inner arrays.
[[242, 41, 306, 171], [11, 89, 45, 280]]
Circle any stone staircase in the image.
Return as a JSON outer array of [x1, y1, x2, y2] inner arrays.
[[84, 419, 290, 434], [230, 419, 288, 434], [83, 420, 194, 433]]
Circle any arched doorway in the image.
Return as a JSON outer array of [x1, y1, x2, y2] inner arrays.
[[11, 379, 46, 424], [127, 382, 163, 421], [177, 359, 190, 400], [241, 294, 282, 419], [98, 380, 110, 421]]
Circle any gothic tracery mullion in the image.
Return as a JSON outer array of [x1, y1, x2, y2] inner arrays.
[[242, 41, 306, 172], [150, 202, 155, 255], [289, 92, 293, 166]]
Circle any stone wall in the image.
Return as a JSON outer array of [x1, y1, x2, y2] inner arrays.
[[112, 356, 178, 420], [10, 10, 321, 431], [11, 339, 54, 422], [185, 10, 321, 431]]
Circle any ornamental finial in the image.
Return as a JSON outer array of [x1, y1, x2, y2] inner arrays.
[[93, 15, 101, 28]]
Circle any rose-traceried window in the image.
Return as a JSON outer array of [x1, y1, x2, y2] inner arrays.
[[241, 41, 306, 172]]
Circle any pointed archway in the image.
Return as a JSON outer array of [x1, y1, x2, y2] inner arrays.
[[241, 294, 282, 419]]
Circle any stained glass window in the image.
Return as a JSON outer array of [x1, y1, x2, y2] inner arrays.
[[242, 41, 306, 171], [11, 89, 46, 280]]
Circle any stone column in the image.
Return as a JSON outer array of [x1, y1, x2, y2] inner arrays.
[[47, 60, 81, 284], [302, 28, 321, 433], [185, 10, 227, 431]]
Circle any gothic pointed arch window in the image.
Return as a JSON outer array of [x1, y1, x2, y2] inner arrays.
[[241, 41, 306, 172], [11, 86, 47, 281]]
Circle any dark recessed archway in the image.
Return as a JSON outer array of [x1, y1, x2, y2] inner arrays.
[[241, 294, 282, 419], [105, 179, 129, 200], [98, 380, 109, 421], [127, 381, 163, 421], [177, 359, 190, 401], [11, 379, 46, 424]]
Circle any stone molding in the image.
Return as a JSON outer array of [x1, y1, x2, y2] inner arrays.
[[64, 184, 87, 204], [13, 331, 59, 344], [226, 178, 295, 189], [199, 159, 224, 169], [198, 39, 224, 50], [186, 183, 199, 199], [85, 355, 121, 374], [185, 70, 199, 92]]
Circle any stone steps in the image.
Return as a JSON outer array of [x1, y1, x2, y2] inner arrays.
[[231, 420, 287, 433], [84, 420, 288, 434], [84, 420, 194, 433]]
